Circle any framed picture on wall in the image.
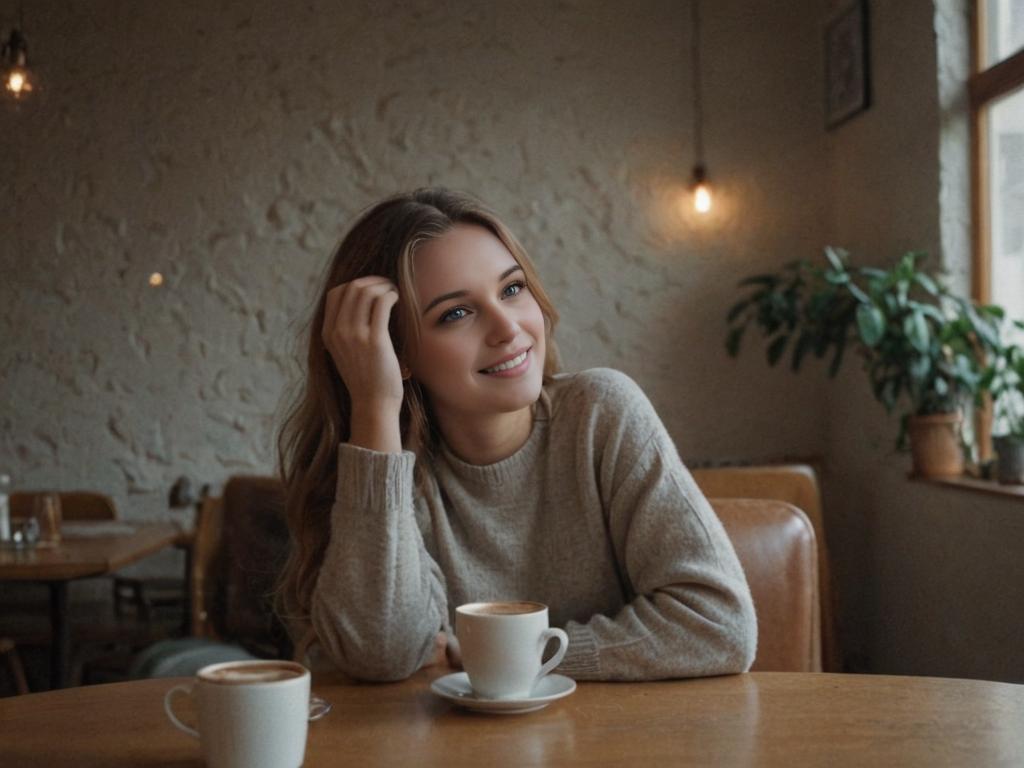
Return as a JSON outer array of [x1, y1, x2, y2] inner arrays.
[[825, 0, 871, 129]]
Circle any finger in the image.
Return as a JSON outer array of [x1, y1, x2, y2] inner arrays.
[[370, 288, 399, 343], [349, 275, 394, 289], [351, 281, 398, 337]]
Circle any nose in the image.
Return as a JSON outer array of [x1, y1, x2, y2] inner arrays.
[[485, 304, 520, 346]]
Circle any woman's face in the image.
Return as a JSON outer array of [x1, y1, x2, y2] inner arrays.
[[409, 223, 546, 426]]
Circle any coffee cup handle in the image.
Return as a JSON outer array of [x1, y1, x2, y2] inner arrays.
[[535, 627, 569, 684], [164, 684, 199, 739]]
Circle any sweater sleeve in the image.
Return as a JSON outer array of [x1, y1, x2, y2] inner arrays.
[[309, 443, 449, 682], [556, 373, 758, 680]]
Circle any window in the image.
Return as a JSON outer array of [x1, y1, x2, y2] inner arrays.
[[972, 1, 1024, 443], [973, 2, 1024, 325]]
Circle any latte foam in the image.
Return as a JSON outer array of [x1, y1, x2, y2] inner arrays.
[[200, 662, 304, 685], [461, 601, 544, 616]]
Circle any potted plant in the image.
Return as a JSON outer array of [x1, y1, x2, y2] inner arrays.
[[984, 321, 1024, 484], [725, 248, 1003, 478]]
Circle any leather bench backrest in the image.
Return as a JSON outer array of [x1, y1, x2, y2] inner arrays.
[[712, 498, 821, 672]]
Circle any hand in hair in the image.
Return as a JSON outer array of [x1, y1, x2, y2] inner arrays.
[[322, 276, 405, 452]]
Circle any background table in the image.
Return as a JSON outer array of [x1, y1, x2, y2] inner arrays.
[[0, 522, 181, 689], [1, 669, 1022, 766]]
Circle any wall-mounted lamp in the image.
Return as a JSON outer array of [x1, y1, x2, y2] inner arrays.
[[689, 0, 711, 214], [2, 12, 35, 100]]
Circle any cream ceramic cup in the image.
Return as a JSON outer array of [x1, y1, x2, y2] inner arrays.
[[164, 659, 310, 768], [455, 601, 569, 699]]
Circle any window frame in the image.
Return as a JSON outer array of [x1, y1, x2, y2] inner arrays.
[[969, 3, 1024, 462]]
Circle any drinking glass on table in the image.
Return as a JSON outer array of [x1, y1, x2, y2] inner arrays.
[[31, 493, 62, 545]]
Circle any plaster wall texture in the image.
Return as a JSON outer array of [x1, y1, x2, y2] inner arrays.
[[823, 0, 1024, 683], [1, 1, 828, 555]]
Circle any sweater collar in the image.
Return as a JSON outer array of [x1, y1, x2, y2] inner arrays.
[[435, 386, 552, 485]]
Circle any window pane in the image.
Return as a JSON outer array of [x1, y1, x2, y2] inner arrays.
[[983, 0, 1024, 67], [987, 84, 1024, 339]]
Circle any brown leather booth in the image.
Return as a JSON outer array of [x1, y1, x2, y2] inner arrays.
[[713, 498, 821, 672], [693, 464, 839, 671]]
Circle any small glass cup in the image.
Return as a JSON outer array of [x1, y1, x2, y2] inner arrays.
[[32, 494, 62, 545]]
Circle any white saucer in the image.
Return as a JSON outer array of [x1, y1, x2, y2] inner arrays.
[[430, 672, 576, 714]]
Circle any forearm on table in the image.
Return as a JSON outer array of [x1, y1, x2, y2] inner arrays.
[[577, 435, 756, 680], [310, 446, 447, 681], [558, 580, 757, 681]]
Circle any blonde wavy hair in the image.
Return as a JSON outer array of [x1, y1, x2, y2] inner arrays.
[[276, 188, 560, 626]]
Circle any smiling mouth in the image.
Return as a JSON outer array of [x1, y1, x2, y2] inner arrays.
[[480, 349, 529, 374]]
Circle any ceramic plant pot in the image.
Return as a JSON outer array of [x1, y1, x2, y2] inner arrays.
[[993, 435, 1024, 485], [907, 412, 964, 478]]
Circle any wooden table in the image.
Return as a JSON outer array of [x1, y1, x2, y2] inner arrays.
[[0, 522, 182, 690], [1, 669, 1022, 766]]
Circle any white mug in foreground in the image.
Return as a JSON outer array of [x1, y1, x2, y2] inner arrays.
[[456, 601, 569, 700], [164, 659, 310, 768]]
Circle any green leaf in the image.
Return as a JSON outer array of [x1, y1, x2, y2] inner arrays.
[[824, 246, 847, 272], [792, 332, 811, 372], [824, 270, 850, 285], [767, 335, 789, 366], [880, 379, 897, 411], [726, 326, 745, 357], [726, 299, 751, 323], [846, 281, 870, 303], [909, 355, 931, 383], [828, 334, 847, 377], [857, 305, 886, 347], [913, 272, 939, 295], [904, 310, 930, 353]]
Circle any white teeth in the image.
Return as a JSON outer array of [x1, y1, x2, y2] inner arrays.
[[482, 350, 527, 373]]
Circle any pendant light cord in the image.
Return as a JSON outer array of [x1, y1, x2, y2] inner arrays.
[[691, 0, 704, 166]]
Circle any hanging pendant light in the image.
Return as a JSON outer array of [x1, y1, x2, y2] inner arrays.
[[3, 10, 35, 100], [690, 0, 711, 214]]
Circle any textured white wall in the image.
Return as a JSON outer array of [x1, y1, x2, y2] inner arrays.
[[1, 0, 829, 534]]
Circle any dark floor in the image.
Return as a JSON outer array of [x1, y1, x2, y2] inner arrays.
[[2, 599, 187, 697]]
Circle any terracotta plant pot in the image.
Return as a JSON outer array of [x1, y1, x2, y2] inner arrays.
[[993, 435, 1024, 485], [907, 412, 964, 478]]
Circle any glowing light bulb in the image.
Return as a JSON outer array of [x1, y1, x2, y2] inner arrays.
[[3, 29, 34, 100], [149, 272, 164, 287], [694, 183, 712, 214], [7, 70, 24, 93]]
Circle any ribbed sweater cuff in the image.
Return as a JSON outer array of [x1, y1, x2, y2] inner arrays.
[[335, 444, 416, 511], [556, 623, 601, 679]]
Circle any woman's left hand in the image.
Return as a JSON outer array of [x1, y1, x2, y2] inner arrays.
[[419, 631, 462, 670]]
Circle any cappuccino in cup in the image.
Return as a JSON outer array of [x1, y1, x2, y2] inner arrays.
[[201, 662, 304, 685], [456, 601, 569, 700], [165, 659, 310, 768]]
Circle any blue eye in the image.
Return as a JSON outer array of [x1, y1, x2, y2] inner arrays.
[[503, 281, 525, 298], [440, 307, 468, 324]]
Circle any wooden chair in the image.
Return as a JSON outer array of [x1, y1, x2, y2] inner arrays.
[[131, 476, 292, 678], [693, 464, 841, 671], [712, 498, 821, 672], [0, 638, 29, 696]]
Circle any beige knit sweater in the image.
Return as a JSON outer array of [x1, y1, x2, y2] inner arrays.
[[310, 368, 757, 681]]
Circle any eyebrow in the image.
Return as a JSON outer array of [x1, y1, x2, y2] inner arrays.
[[422, 265, 524, 316]]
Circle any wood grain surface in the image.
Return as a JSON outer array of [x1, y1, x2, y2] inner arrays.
[[1, 669, 1021, 767]]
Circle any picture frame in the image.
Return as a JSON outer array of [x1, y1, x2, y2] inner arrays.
[[825, 0, 871, 130]]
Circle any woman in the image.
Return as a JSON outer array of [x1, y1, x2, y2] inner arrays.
[[278, 187, 756, 682]]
